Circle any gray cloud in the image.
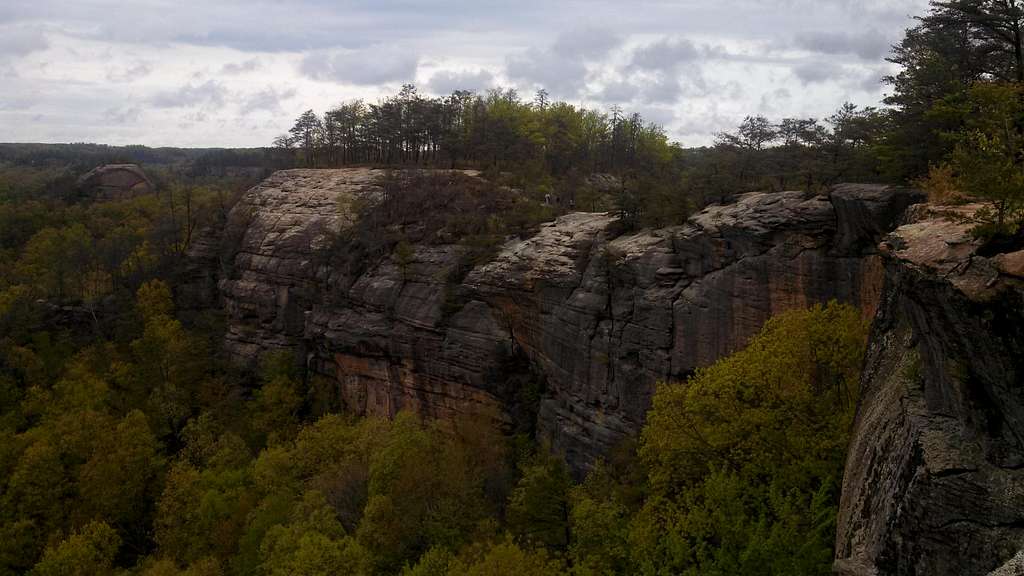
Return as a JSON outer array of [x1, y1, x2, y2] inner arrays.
[[632, 104, 677, 128], [221, 59, 261, 75], [632, 38, 701, 71], [638, 74, 683, 104], [104, 105, 142, 124], [506, 49, 589, 98], [791, 60, 886, 94], [857, 67, 887, 92], [241, 87, 297, 114], [794, 29, 890, 60], [0, 27, 48, 59], [594, 79, 639, 103], [0, 96, 35, 111], [106, 61, 153, 83], [552, 27, 622, 59], [425, 69, 495, 95], [150, 80, 227, 108], [506, 28, 622, 98], [301, 47, 417, 85], [793, 62, 836, 84]]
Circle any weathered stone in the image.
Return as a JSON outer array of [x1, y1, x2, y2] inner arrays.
[[206, 170, 921, 473], [76, 164, 154, 199], [836, 204, 1024, 576], [988, 550, 1024, 576], [996, 250, 1024, 278]]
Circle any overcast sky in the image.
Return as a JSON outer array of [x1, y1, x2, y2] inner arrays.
[[0, 0, 929, 148]]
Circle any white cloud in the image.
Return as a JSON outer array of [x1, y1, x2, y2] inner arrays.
[[425, 68, 495, 95]]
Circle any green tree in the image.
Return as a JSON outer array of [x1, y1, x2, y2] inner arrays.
[[136, 279, 174, 323], [75, 410, 163, 539], [944, 82, 1024, 234], [446, 539, 564, 576], [30, 521, 120, 576], [507, 448, 572, 551], [258, 491, 371, 576], [632, 302, 867, 575]]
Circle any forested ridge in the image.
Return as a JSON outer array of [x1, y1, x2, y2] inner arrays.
[[2, 0, 1024, 574]]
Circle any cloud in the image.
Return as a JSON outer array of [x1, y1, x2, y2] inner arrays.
[[552, 27, 622, 59], [632, 38, 701, 71], [221, 58, 261, 75], [150, 80, 227, 108], [0, 27, 48, 59], [791, 60, 888, 93], [857, 67, 887, 91], [104, 105, 142, 124], [506, 49, 589, 97], [632, 104, 677, 128], [638, 74, 682, 104], [425, 68, 495, 94], [505, 28, 623, 98], [0, 96, 35, 111], [0, 0, 925, 147], [794, 29, 890, 60], [594, 79, 639, 103], [300, 47, 417, 85], [792, 62, 837, 84], [241, 87, 296, 114], [106, 61, 153, 83]]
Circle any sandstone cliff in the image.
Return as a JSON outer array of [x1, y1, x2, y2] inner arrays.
[[835, 205, 1024, 576], [77, 163, 154, 199], [202, 169, 921, 471]]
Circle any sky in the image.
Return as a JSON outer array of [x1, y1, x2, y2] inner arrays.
[[0, 0, 930, 148]]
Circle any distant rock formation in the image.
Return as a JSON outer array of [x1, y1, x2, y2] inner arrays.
[[190, 168, 922, 472], [77, 164, 154, 199], [835, 204, 1024, 575]]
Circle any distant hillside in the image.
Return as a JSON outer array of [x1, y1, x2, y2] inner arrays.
[[0, 143, 281, 173]]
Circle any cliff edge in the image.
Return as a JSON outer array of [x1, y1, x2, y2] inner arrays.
[[835, 204, 1024, 575], [196, 169, 921, 472]]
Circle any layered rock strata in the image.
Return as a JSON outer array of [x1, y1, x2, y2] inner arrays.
[[209, 169, 921, 471]]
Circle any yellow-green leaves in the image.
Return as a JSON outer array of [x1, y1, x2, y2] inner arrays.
[[633, 301, 867, 575]]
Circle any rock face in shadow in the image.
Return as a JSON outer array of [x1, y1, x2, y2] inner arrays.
[[835, 204, 1024, 576], [205, 169, 921, 472]]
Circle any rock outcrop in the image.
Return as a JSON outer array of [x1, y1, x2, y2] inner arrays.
[[77, 164, 154, 199], [205, 169, 922, 472], [835, 204, 1024, 576]]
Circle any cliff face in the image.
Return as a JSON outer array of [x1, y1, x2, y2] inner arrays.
[[206, 168, 921, 471], [835, 205, 1024, 576]]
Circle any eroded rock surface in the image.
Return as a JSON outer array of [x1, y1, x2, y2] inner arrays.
[[207, 169, 922, 471], [836, 204, 1024, 576], [77, 163, 154, 199]]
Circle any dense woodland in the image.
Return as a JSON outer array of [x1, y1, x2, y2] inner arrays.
[[2, 0, 1024, 574]]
